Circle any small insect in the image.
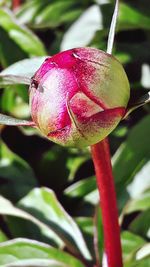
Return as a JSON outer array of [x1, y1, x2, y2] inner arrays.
[[30, 77, 39, 90]]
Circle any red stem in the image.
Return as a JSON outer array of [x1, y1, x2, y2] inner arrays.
[[12, 0, 21, 10], [91, 138, 123, 267]]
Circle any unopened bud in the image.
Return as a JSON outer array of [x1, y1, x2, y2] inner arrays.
[[29, 47, 130, 147]]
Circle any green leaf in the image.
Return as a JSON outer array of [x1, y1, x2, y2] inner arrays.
[[0, 113, 33, 126], [66, 154, 89, 182], [18, 187, 91, 260], [0, 57, 47, 86], [16, 1, 81, 29], [0, 195, 62, 247], [118, 3, 150, 30], [64, 176, 96, 199], [124, 257, 150, 267], [84, 189, 99, 205], [93, 206, 103, 267], [0, 238, 84, 267], [129, 210, 150, 239], [0, 141, 37, 201], [127, 162, 150, 200], [75, 216, 95, 260], [136, 243, 150, 261], [75, 217, 93, 236], [123, 191, 150, 216], [39, 145, 71, 191], [112, 116, 150, 209], [0, 8, 46, 56], [3, 260, 66, 267], [64, 176, 99, 205], [34, 2, 77, 28], [61, 5, 103, 50], [121, 231, 146, 263], [141, 64, 150, 89], [116, 42, 150, 65], [0, 27, 27, 67], [1, 85, 30, 119], [16, 0, 43, 25], [0, 230, 7, 243], [38, 145, 89, 191]]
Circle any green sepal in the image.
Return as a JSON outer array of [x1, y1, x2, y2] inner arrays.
[[0, 113, 35, 126]]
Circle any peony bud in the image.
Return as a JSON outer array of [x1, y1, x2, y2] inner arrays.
[[29, 47, 130, 147]]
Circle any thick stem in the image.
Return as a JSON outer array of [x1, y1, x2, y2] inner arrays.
[[12, 0, 21, 10], [91, 138, 122, 267]]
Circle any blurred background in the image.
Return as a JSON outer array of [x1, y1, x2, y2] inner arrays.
[[0, 0, 149, 266]]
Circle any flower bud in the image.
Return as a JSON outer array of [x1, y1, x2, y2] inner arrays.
[[29, 47, 130, 147]]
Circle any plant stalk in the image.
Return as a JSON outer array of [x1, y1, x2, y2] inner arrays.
[[91, 138, 123, 267], [12, 0, 21, 10]]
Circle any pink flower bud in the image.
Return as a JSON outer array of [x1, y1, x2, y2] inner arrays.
[[29, 47, 130, 147]]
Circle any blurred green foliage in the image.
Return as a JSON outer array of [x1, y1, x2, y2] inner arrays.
[[0, 0, 150, 266]]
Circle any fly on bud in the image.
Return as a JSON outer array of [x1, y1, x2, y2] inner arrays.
[[29, 47, 130, 147]]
